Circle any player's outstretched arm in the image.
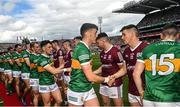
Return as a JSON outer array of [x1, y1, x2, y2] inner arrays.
[[15, 59, 22, 67], [44, 65, 71, 75], [82, 63, 110, 84], [93, 66, 102, 75], [133, 61, 145, 96], [24, 58, 30, 67], [111, 62, 127, 79], [8, 59, 13, 65], [58, 56, 64, 68]]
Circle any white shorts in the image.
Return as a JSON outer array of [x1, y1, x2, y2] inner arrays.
[[143, 99, 180, 107], [13, 71, 21, 77], [30, 78, 39, 91], [4, 70, 12, 75], [67, 88, 97, 105], [99, 84, 123, 99], [0, 68, 4, 72], [62, 73, 70, 85], [21, 73, 30, 79], [128, 93, 141, 104], [39, 83, 59, 93]]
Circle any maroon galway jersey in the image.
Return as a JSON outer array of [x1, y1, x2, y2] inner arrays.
[[100, 46, 124, 87], [64, 50, 72, 68], [53, 49, 63, 68], [123, 41, 148, 96]]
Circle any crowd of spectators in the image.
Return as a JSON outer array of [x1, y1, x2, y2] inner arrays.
[[137, 6, 180, 28]]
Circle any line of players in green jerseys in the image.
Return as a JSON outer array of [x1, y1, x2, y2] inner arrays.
[[0, 22, 179, 106], [0, 40, 72, 106]]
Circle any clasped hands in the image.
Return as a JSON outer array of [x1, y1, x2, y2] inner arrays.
[[106, 75, 116, 87]]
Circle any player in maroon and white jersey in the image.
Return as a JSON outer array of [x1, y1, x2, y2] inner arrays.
[[62, 40, 72, 85], [95, 32, 126, 106], [51, 40, 65, 103], [120, 24, 149, 106], [61, 40, 73, 105], [52, 40, 64, 69]]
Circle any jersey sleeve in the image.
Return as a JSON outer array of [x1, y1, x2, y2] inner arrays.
[[29, 54, 33, 63], [13, 53, 19, 60], [77, 49, 91, 65], [40, 58, 49, 67], [57, 49, 63, 58], [137, 49, 145, 63], [70, 51, 73, 58], [6, 54, 11, 60], [22, 51, 29, 58], [113, 48, 124, 65]]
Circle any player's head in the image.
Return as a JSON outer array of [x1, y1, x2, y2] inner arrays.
[[161, 23, 179, 40], [30, 42, 40, 54], [96, 32, 110, 49], [51, 40, 60, 49], [15, 44, 22, 53], [80, 23, 98, 43], [62, 40, 71, 51], [73, 36, 82, 46], [120, 24, 139, 44], [40, 40, 52, 55], [7, 47, 14, 53], [22, 39, 30, 50]]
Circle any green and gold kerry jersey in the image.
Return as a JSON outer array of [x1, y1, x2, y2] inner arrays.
[[29, 53, 39, 79], [21, 50, 30, 73], [138, 40, 180, 102], [69, 41, 93, 92], [37, 54, 55, 85]]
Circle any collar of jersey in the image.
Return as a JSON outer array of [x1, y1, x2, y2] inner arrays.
[[16, 51, 20, 55], [162, 40, 175, 41], [66, 49, 72, 55], [41, 54, 50, 58], [32, 52, 37, 55], [80, 41, 89, 49], [104, 45, 113, 53], [26, 49, 31, 53], [130, 41, 142, 52]]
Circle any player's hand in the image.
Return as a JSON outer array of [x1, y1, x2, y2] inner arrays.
[[107, 75, 116, 86], [66, 68, 72, 72], [63, 87, 68, 95], [139, 91, 144, 106]]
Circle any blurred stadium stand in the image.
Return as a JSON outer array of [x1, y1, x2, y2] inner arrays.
[[0, 43, 16, 52], [113, 0, 180, 42]]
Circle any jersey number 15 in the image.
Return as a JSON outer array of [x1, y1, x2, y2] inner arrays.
[[149, 54, 175, 76]]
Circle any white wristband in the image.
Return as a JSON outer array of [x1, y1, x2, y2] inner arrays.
[[104, 77, 109, 83], [63, 68, 67, 72]]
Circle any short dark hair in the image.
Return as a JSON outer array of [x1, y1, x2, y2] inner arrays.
[[162, 23, 178, 36], [80, 23, 98, 37], [15, 44, 21, 49], [30, 42, 39, 48], [63, 40, 71, 47], [63, 40, 71, 44], [96, 32, 109, 41], [7, 47, 13, 51], [74, 36, 82, 40], [120, 24, 139, 32], [51, 40, 59, 44], [40, 40, 51, 48], [163, 23, 178, 31]]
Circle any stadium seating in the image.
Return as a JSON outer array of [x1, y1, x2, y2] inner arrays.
[[137, 6, 180, 28]]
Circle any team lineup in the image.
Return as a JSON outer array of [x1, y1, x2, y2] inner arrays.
[[0, 23, 179, 106]]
